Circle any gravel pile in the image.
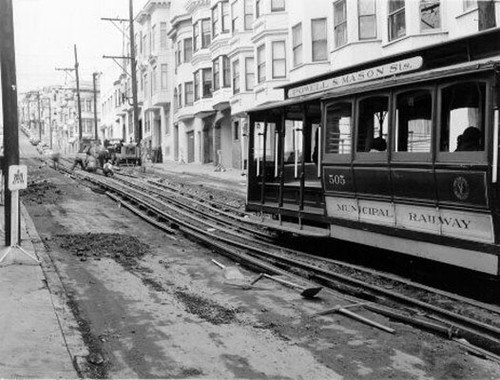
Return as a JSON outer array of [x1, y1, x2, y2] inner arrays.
[[54, 233, 150, 267]]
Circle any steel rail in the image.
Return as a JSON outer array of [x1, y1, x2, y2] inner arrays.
[[113, 175, 273, 240], [57, 164, 500, 356]]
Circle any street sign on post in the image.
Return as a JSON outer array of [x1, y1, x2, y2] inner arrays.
[[0, 164, 39, 263], [8, 164, 27, 191]]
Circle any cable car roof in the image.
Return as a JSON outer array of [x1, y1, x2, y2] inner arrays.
[[322, 55, 500, 100], [246, 55, 500, 114]]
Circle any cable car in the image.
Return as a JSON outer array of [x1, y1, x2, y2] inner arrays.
[[246, 28, 500, 276]]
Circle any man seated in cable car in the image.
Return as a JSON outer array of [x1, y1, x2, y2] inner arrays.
[[455, 126, 482, 152], [370, 137, 387, 152]]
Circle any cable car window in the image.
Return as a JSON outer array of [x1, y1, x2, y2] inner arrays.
[[253, 121, 277, 176], [325, 102, 352, 154], [440, 82, 485, 152], [395, 89, 432, 153], [284, 120, 303, 163], [357, 95, 389, 152]]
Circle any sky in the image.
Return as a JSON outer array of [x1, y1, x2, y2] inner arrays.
[[13, 0, 148, 94]]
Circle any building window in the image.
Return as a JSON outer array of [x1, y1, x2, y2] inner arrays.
[[151, 25, 156, 53], [292, 23, 303, 67], [160, 22, 167, 48], [388, 0, 406, 41], [184, 38, 193, 61], [358, 0, 376, 39], [178, 84, 183, 108], [151, 66, 157, 96], [223, 56, 231, 87], [256, 0, 262, 18], [142, 34, 147, 55], [139, 31, 143, 54], [233, 59, 240, 94], [173, 88, 178, 111], [232, 1, 239, 32], [161, 64, 168, 90], [144, 73, 148, 98], [257, 44, 265, 83], [312, 18, 327, 61], [244, 0, 254, 29], [213, 57, 221, 91], [194, 71, 200, 101], [212, 5, 220, 38], [234, 121, 240, 141], [272, 41, 286, 79], [463, 0, 476, 11], [193, 22, 200, 52], [271, 0, 285, 12], [202, 19, 211, 48], [334, 0, 347, 48], [222, 2, 230, 33], [176, 41, 182, 66], [213, 2, 230, 38], [420, 0, 441, 31], [202, 68, 213, 98], [245, 57, 255, 91], [185, 82, 194, 106]]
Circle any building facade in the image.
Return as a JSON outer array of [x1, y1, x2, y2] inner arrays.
[[20, 81, 100, 154], [99, 0, 498, 168]]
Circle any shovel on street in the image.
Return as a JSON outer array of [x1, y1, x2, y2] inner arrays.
[[211, 259, 245, 280], [250, 273, 323, 298]]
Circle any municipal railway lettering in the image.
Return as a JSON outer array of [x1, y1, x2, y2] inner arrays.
[[337, 203, 391, 217], [408, 212, 471, 229]]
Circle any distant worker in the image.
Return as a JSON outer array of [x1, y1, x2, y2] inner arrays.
[[455, 126, 481, 151], [370, 136, 387, 152], [97, 146, 110, 169], [102, 159, 114, 177], [71, 151, 98, 173], [49, 151, 61, 170]]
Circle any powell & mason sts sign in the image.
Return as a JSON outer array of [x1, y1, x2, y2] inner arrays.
[[287, 56, 423, 99]]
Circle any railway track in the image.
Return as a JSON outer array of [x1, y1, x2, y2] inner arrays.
[[52, 161, 500, 361]]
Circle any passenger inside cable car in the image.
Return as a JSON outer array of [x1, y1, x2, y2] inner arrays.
[[455, 126, 482, 152]]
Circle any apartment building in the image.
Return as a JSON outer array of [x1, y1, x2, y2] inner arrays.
[[100, 0, 498, 168], [20, 81, 100, 154], [136, 0, 172, 162], [167, 0, 499, 171]]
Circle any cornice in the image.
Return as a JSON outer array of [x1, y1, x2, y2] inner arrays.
[[136, 0, 171, 23], [186, 0, 210, 14]]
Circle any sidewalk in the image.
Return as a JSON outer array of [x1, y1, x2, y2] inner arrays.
[[0, 204, 85, 378]]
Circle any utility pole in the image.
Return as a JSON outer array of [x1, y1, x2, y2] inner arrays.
[[27, 96, 31, 132], [36, 91, 42, 141], [74, 44, 83, 143], [102, 0, 140, 144], [93, 72, 99, 140], [47, 97, 52, 149], [478, 0, 497, 30], [129, 0, 140, 144], [0, 0, 20, 246]]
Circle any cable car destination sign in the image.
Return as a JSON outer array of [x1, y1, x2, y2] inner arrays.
[[287, 56, 423, 98]]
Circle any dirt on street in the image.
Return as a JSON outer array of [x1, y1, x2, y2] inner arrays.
[[21, 159, 500, 379]]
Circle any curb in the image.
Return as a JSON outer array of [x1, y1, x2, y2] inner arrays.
[[21, 203, 89, 377]]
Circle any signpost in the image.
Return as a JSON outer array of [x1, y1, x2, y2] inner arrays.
[[0, 165, 39, 263]]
